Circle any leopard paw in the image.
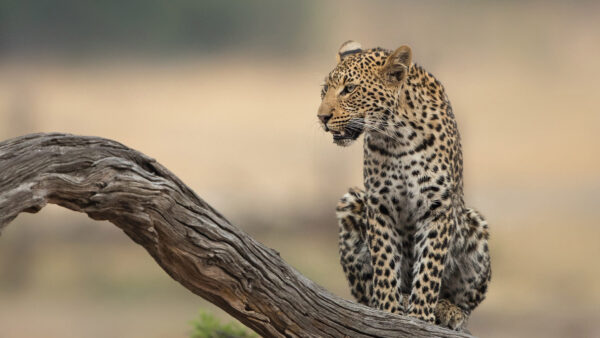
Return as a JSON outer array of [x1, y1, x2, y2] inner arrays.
[[434, 299, 468, 331], [407, 309, 436, 324]]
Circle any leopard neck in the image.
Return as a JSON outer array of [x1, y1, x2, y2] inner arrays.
[[364, 64, 451, 151], [363, 63, 464, 201]]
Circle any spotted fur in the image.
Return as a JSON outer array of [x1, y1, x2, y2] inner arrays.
[[319, 42, 491, 331]]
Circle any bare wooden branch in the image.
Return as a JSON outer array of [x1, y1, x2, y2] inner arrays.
[[0, 133, 474, 338]]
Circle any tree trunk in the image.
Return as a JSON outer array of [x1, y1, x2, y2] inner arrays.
[[0, 133, 474, 338]]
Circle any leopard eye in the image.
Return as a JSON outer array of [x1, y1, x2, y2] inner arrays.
[[342, 84, 357, 95], [321, 84, 329, 98]]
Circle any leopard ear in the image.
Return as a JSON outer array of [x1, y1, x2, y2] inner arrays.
[[337, 40, 362, 63], [382, 45, 412, 84]]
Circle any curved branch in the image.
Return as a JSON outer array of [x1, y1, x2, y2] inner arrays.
[[0, 133, 473, 338]]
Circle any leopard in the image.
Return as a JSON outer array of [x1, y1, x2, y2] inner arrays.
[[317, 41, 491, 331]]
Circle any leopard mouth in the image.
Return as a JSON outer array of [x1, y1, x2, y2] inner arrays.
[[331, 119, 364, 145], [332, 131, 350, 140]]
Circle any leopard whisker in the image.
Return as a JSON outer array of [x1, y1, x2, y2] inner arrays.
[[347, 119, 404, 143]]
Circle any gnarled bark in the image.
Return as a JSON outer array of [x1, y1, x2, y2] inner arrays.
[[0, 133, 474, 338]]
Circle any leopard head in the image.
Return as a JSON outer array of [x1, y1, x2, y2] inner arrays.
[[317, 41, 412, 146]]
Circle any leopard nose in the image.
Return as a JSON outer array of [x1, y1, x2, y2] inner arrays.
[[318, 114, 332, 125]]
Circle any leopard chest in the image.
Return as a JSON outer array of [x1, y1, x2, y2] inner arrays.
[[363, 134, 443, 229]]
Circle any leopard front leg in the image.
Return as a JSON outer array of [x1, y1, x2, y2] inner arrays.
[[365, 194, 404, 313], [336, 187, 373, 305], [407, 208, 454, 323]]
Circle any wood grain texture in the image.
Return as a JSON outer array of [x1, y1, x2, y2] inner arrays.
[[0, 133, 474, 338]]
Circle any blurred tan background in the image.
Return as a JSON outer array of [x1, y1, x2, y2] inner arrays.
[[1, 1, 599, 337]]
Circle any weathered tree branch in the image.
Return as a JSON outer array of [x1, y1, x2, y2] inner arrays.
[[0, 133, 474, 338]]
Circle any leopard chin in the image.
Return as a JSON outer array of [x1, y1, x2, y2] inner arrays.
[[333, 136, 356, 147]]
